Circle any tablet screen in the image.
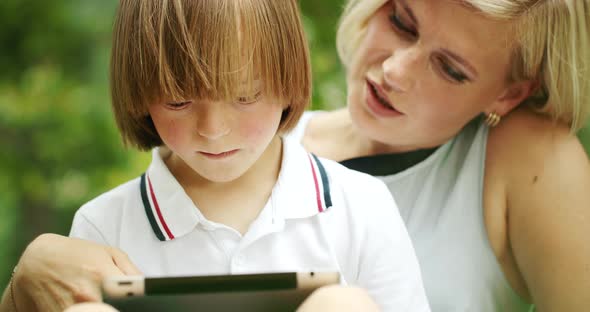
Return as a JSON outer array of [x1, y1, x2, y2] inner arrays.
[[103, 272, 340, 311]]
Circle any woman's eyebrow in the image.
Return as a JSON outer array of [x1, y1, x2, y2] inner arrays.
[[441, 48, 479, 78], [397, 0, 419, 27]]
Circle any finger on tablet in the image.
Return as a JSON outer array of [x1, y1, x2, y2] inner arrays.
[[109, 247, 142, 275]]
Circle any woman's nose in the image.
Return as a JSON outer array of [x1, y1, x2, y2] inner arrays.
[[382, 47, 422, 93]]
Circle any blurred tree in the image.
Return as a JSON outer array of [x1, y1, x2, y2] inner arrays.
[[0, 0, 148, 286], [0, 0, 116, 83], [580, 127, 590, 153], [300, 1, 348, 110]]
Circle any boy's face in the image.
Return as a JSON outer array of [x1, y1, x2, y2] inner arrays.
[[149, 85, 284, 184]]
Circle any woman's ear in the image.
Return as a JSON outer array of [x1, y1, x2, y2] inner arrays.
[[489, 80, 538, 116]]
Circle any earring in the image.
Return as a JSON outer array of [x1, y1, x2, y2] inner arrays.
[[484, 112, 501, 127]]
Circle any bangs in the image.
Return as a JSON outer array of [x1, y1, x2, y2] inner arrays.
[[113, 0, 309, 116]]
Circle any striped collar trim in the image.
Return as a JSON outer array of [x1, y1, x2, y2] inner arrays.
[[272, 138, 334, 220], [307, 153, 332, 213], [140, 147, 202, 242], [140, 172, 175, 241], [141, 142, 333, 242]]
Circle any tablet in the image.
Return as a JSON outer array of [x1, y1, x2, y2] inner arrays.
[[103, 272, 340, 312]]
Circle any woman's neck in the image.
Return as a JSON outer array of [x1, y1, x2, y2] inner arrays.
[[304, 109, 421, 161]]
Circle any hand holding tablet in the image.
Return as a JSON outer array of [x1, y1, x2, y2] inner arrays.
[[103, 272, 340, 312]]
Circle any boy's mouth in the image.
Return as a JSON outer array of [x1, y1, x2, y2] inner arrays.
[[199, 149, 239, 159]]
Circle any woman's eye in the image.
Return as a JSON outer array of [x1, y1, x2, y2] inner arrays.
[[434, 56, 469, 83], [389, 6, 417, 38], [165, 101, 191, 110], [236, 91, 262, 105]]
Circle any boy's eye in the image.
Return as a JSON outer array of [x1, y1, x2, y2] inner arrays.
[[236, 91, 262, 105], [165, 101, 192, 110]]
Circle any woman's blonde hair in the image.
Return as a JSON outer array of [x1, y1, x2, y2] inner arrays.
[[111, 0, 311, 150], [337, 0, 590, 131]]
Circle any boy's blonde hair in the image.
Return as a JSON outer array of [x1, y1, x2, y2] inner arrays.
[[111, 0, 311, 150], [337, 0, 590, 131]]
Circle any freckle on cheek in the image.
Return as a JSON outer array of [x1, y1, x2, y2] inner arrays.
[[243, 124, 262, 138], [163, 120, 181, 146]]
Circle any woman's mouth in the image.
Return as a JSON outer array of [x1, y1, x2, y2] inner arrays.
[[365, 80, 402, 117]]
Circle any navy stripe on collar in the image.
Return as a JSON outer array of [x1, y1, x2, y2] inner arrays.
[[311, 154, 332, 209], [140, 173, 174, 241], [140, 151, 334, 240], [140, 174, 165, 241], [307, 154, 333, 212]]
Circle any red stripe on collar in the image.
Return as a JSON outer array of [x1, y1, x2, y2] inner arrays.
[[147, 174, 175, 240], [307, 154, 324, 213]]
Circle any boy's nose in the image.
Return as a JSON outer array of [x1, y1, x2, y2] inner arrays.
[[196, 106, 231, 140]]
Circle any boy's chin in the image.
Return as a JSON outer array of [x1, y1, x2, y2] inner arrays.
[[195, 167, 251, 184]]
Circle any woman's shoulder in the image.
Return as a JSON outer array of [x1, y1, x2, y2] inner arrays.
[[302, 109, 355, 161], [485, 107, 590, 311], [286, 110, 322, 143], [299, 109, 344, 140], [486, 107, 588, 210], [487, 107, 587, 178]]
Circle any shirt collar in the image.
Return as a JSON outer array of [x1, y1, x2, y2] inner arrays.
[[273, 137, 333, 220], [141, 139, 332, 242], [141, 147, 202, 241]]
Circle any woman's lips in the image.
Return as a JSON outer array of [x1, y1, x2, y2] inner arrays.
[[365, 80, 402, 118], [198, 149, 239, 159]]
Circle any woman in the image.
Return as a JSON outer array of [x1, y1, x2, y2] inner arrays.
[[289, 0, 590, 311]]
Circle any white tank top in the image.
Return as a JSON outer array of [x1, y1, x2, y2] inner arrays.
[[288, 111, 534, 312]]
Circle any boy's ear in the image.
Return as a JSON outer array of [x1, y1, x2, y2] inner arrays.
[[488, 80, 537, 116]]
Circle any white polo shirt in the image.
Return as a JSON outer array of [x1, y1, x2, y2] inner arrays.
[[69, 137, 430, 311]]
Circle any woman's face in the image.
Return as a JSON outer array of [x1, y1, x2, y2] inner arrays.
[[347, 0, 520, 151]]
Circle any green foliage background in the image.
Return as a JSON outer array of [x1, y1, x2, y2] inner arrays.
[[0, 0, 588, 289]]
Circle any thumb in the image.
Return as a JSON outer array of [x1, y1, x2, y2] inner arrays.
[[109, 247, 142, 275]]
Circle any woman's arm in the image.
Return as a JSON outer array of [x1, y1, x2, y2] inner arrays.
[[1, 284, 16, 312], [0, 234, 140, 312], [496, 111, 590, 311]]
